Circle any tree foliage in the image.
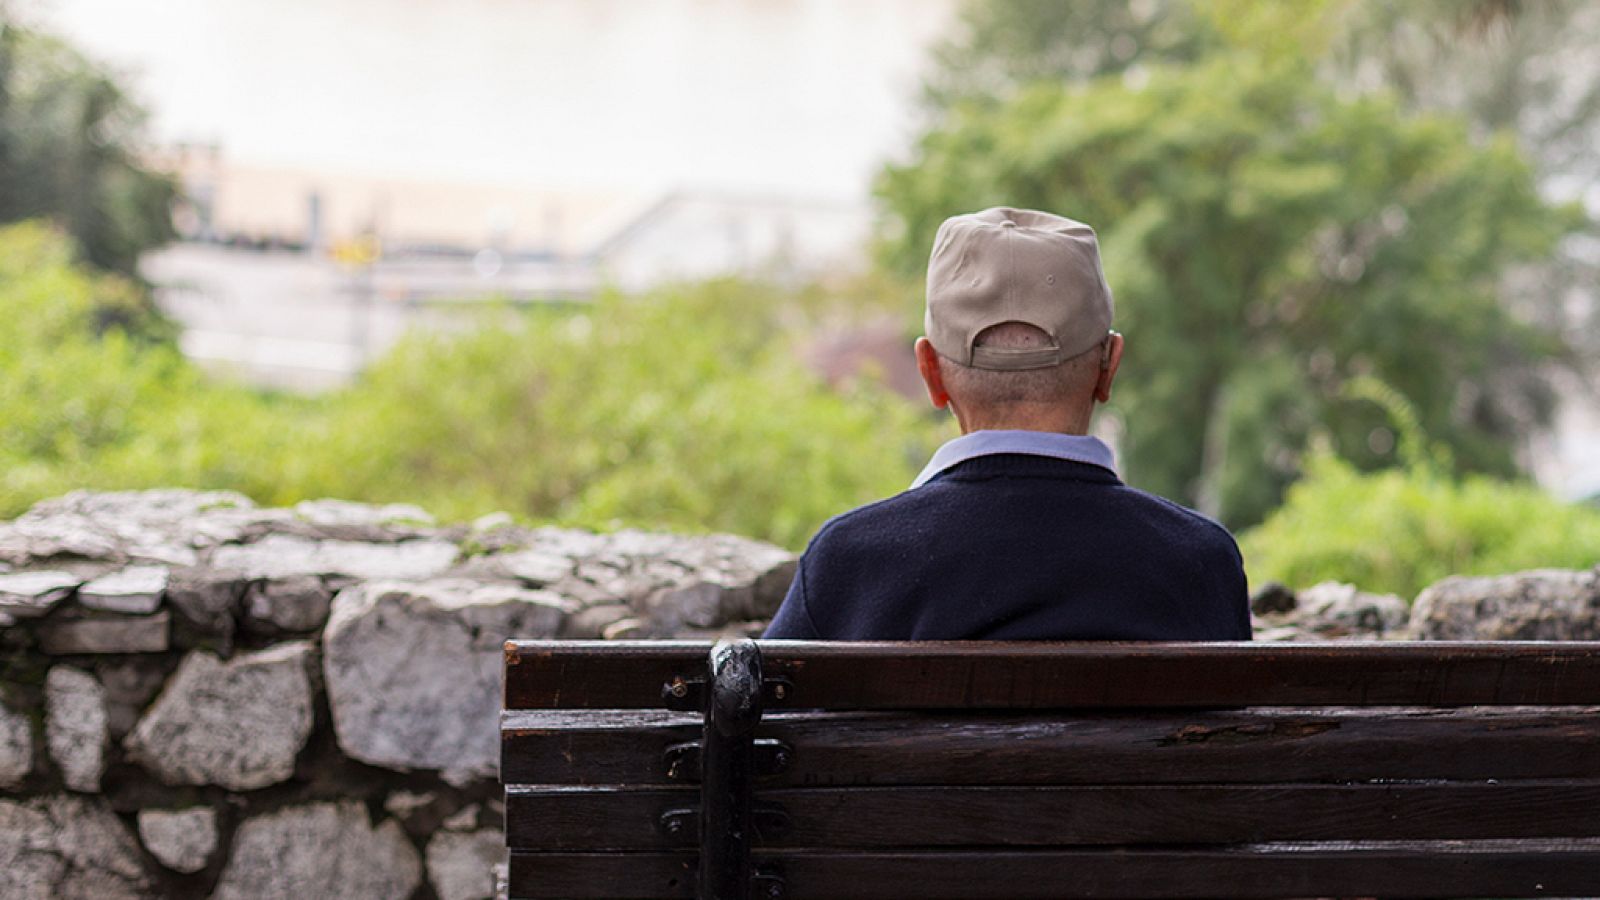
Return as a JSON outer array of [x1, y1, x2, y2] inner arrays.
[[0, 15, 176, 275], [923, 0, 1600, 358], [883, 11, 1584, 526], [309, 282, 947, 547], [1242, 450, 1600, 599], [0, 223, 946, 548]]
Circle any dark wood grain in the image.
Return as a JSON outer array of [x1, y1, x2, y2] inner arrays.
[[503, 640, 1600, 710], [501, 706, 1600, 786], [508, 840, 1600, 899], [505, 780, 1600, 850], [501, 641, 1600, 899]]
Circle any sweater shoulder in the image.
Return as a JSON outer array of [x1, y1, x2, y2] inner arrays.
[[1132, 487, 1241, 550], [806, 486, 932, 549]]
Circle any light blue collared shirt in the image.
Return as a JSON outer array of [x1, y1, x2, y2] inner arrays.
[[910, 429, 1117, 489]]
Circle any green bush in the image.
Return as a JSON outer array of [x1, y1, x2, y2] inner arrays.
[[307, 280, 947, 548], [1241, 451, 1600, 600], [1, 223, 948, 548], [0, 222, 313, 513]]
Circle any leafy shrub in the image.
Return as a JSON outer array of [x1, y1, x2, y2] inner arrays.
[[0, 222, 312, 513], [308, 281, 947, 548], [1241, 451, 1600, 600], [1, 223, 948, 548]]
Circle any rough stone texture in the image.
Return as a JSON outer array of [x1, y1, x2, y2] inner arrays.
[[45, 667, 108, 792], [95, 658, 170, 740], [1295, 581, 1409, 638], [324, 580, 566, 782], [163, 567, 246, 636], [496, 548, 575, 585], [126, 641, 314, 790], [244, 574, 333, 633], [77, 565, 167, 614], [0, 490, 444, 568], [0, 489, 245, 566], [426, 828, 505, 900], [0, 794, 151, 899], [1249, 581, 1297, 615], [38, 612, 170, 655], [636, 533, 796, 631], [212, 802, 422, 900], [0, 696, 31, 788], [291, 497, 435, 539], [0, 570, 81, 619], [135, 806, 217, 873], [212, 533, 460, 581], [563, 602, 636, 638], [0, 490, 841, 892], [1411, 567, 1600, 640]]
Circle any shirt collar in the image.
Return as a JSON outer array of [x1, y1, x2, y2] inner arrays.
[[911, 429, 1118, 488]]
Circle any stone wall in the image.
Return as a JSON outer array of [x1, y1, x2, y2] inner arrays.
[[0, 490, 795, 899], [3, 490, 1598, 898], [1249, 568, 1600, 642]]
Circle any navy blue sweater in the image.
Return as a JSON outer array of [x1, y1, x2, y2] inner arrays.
[[763, 454, 1251, 641]]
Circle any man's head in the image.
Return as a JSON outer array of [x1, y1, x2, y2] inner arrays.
[[916, 207, 1123, 434]]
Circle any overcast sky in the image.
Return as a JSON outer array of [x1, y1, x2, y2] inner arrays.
[[31, 0, 956, 200]]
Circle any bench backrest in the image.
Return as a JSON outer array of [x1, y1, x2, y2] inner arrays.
[[501, 639, 1600, 899]]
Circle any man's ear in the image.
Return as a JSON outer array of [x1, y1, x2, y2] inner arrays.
[[914, 337, 950, 410], [1094, 332, 1124, 404]]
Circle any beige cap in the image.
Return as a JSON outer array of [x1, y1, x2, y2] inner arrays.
[[925, 207, 1114, 370]]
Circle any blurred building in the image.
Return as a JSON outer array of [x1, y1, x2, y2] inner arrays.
[[144, 147, 869, 389]]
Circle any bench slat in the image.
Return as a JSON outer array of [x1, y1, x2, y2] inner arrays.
[[504, 641, 1600, 709], [501, 706, 1600, 785], [505, 780, 1600, 849], [507, 840, 1600, 899]]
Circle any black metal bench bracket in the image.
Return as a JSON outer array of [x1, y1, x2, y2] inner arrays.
[[696, 638, 780, 900], [664, 738, 794, 782]]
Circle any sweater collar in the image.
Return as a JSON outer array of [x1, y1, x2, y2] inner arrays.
[[911, 430, 1118, 489]]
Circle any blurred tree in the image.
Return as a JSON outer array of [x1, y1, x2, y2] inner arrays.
[[878, 56, 1581, 527], [922, 0, 1600, 355], [317, 281, 948, 548], [0, 14, 176, 277], [922, 0, 1219, 110], [0, 221, 946, 547]]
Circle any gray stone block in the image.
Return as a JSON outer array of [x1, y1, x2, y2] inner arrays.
[[0, 570, 80, 619], [426, 828, 504, 900], [323, 580, 564, 783], [0, 697, 31, 788], [77, 565, 167, 614], [45, 667, 108, 792], [1411, 567, 1600, 640], [211, 534, 459, 581], [38, 612, 170, 655], [135, 807, 216, 874], [0, 794, 151, 899], [126, 642, 314, 790], [212, 803, 421, 900], [244, 575, 332, 633]]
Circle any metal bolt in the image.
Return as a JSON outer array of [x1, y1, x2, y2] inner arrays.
[[663, 817, 684, 835], [669, 679, 688, 699], [765, 881, 784, 899], [772, 684, 787, 700], [772, 750, 791, 771]]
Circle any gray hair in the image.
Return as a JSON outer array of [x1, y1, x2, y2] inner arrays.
[[937, 322, 1102, 408]]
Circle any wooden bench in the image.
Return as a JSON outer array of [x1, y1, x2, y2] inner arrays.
[[500, 639, 1600, 899]]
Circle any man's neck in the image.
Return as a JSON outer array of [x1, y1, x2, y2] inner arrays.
[[954, 406, 1093, 436]]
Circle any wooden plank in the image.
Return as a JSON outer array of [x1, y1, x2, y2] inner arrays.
[[505, 780, 1600, 850], [510, 851, 694, 899], [508, 840, 1600, 898], [503, 641, 1600, 710], [501, 706, 1600, 786]]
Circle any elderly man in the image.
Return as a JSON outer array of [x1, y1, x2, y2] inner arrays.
[[764, 207, 1251, 641]]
